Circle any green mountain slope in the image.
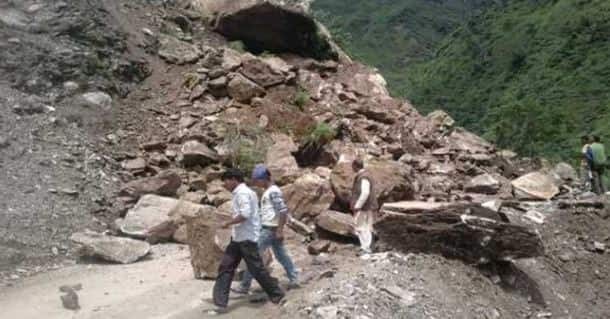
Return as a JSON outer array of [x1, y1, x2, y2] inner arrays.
[[409, 0, 610, 160], [311, 0, 493, 97]]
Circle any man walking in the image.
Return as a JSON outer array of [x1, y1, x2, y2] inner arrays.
[[233, 165, 299, 295], [350, 158, 379, 254], [590, 135, 607, 194], [211, 168, 284, 314]]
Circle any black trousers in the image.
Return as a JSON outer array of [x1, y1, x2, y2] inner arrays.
[[213, 240, 284, 308], [592, 165, 606, 194]]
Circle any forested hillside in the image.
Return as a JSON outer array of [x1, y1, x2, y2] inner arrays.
[[314, 0, 610, 161], [311, 0, 493, 96]]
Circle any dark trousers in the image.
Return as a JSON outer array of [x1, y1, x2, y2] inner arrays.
[[592, 165, 606, 194], [213, 240, 284, 308]]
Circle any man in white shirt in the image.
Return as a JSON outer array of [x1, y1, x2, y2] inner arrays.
[[233, 165, 299, 295], [349, 159, 379, 254], [211, 168, 284, 313]]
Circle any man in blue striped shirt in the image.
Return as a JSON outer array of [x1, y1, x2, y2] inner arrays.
[[233, 164, 299, 295]]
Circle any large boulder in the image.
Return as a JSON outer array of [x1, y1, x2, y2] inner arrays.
[[117, 195, 212, 239], [448, 128, 494, 154], [240, 56, 289, 88], [180, 140, 220, 166], [283, 173, 335, 220], [214, 2, 338, 60], [552, 162, 578, 183], [186, 212, 232, 279], [71, 232, 150, 264], [382, 201, 455, 214], [465, 174, 502, 195], [227, 73, 265, 103], [265, 134, 300, 185], [315, 210, 355, 237], [331, 158, 414, 206], [119, 170, 182, 199], [117, 195, 178, 238], [158, 35, 202, 64], [512, 172, 560, 200]]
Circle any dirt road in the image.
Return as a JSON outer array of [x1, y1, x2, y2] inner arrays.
[[0, 244, 275, 319]]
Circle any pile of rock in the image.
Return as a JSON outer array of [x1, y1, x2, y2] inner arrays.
[[74, 1, 584, 273]]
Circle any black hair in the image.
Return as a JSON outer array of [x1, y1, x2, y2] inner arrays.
[[593, 135, 601, 143], [581, 135, 590, 142], [221, 168, 245, 182]]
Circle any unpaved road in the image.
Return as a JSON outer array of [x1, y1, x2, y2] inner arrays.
[[0, 244, 275, 319]]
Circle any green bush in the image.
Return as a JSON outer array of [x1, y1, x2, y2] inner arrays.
[[292, 88, 310, 111], [224, 126, 269, 174], [302, 122, 337, 146]]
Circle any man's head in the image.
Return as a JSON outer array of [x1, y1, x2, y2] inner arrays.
[[593, 135, 602, 143], [251, 164, 271, 188], [581, 135, 591, 145], [352, 158, 364, 172], [221, 168, 245, 191]]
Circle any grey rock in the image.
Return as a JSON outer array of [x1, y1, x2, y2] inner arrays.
[[119, 170, 182, 199], [117, 195, 179, 238], [315, 211, 355, 238], [81, 92, 113, 110], [465, 174, 501, 195], [208, 76, 228, 98], [180, 140, 219, 166], [158, 35, 202, 64], [0, 136, 10, 149], [61, 290, 80, 310], [512, 172, 559, 200], [70, 232, 151, 264], [227, 73, 265, 103]]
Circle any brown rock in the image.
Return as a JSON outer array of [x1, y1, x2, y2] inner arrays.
[[265, 134, 300, 185], [308, 240, 331, 255], [227, 73, 265, 103], [376, 204, 544, 264], [512, 172, 559, 200], [122, 158, 147, 173], [205, 180, 233, 206], [146, 220, 179, 244], [315, 210, 355, 237], [448, 128, 494, 154], [465, 174, 501, 195], [186, 212, 232, 279], [119, 170, 182, 199], [329, 160, 356, 206], [173, 225, 188, 244], [208, 76, 228, 98], [381, 201, 455, 214], [180, 191, 206, 204], [240, 56, 286, 88], [283, 173, 335, 220], [180, 140, 219, 167], [71, 232, 151, 264]]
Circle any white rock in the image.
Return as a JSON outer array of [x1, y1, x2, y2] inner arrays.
[[81, 92, 112, 110], [70, 232, 150, 264]]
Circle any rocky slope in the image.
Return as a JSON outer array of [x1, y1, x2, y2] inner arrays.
[[0, 0, 609, 318]]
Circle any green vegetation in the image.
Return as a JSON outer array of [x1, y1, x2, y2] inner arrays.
[[224, 126, 269, 174], [409, 0, 610, 160], [302, 122, 337, 146], [292, 87, 311, 111], [312, 0, 491, 96], [313, 0, 610, 161]]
